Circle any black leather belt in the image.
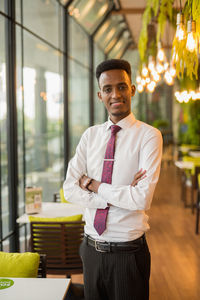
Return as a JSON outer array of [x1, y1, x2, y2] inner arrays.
[[84, 234, 146, 253]]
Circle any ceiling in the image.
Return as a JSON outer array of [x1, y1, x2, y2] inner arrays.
[[116, 0, 185, 49]]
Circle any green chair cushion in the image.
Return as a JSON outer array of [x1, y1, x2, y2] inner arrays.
[[0, 251, 40, 278], [29, 214, 82, 223], [60, 188, 69, 203], [183, 156, 200, 175]]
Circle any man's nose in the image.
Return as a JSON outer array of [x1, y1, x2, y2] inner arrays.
[[111, 88, 121, 98]]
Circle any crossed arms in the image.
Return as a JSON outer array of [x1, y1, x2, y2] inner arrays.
[[63, 127, 162, 211]]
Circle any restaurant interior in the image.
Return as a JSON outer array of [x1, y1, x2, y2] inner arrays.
[[0, 0, 200, 299]]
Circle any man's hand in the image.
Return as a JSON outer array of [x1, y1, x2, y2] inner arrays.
[[131, 169, 146, 186], [79, 175, 101, 193], [79, 175, 92, 191]]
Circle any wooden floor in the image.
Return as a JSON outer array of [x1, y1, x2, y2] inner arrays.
[[67, 164, 200, 299], [148, 164, 200, 300]]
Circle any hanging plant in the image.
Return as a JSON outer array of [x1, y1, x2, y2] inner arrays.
[[138, 2, 153, 62], [156, 0, 174, 43]]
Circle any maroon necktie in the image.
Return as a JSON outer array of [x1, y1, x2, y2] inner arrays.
[[93, 125, 121, 235]]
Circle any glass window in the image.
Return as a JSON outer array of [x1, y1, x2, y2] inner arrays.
[[69, 17, 89, 67], [16, 25, 25, 220], [0, 0, 4, 12], [108, 31, 132, 59], [69, 60, 89, 157], [68, 0, 112, 35], [19, 30, 64, 202], [94, 43, 105, 124], [122, 49, 140, 117], [0, 16, 9, 240], [22, 0, 62, 49], [94, 15, 125, 54]]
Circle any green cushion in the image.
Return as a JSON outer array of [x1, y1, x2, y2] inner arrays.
[[183, 156, 200, 175], [29, 214, 82, 222], [60, 188, 69, 203], [0, 252, 40, 278]]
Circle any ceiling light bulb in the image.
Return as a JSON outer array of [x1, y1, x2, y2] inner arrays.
[[137, 84, 144, 93], [156, 62, 164, 74], [146, 77, 151, 84], [157, 42, 165, 62], [176, 13, 186, 41], [136, 75, 141, 84], [164, 62, 169, 71], [141, 79, 146, 86], [169, 65, 176, 77], [186, 20, 197, 52], [141, 65, 148, 77], [164, 71, 173, 85], [151, 71, 160, 82], [147, 81, 156, 93], [148, 56, 155, 71], [157, 49, 165, 62]]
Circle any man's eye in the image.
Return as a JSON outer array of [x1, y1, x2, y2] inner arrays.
[[104, 88, 112, 93], [119, 85, 127, 90]]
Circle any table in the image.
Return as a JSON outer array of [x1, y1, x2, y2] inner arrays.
[[17, 202, 84, 224], [0, 277, 71, 300], [189, 151, 200, 158], [174, 160, 194, 170]]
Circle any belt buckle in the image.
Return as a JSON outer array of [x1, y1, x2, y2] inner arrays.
[[95, 240, 110, 253]]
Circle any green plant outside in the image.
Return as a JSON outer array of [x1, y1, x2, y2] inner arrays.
[[178, 100, 200, 145]]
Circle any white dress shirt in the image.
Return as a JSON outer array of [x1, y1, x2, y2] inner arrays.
[[63, 113, 162, 242]]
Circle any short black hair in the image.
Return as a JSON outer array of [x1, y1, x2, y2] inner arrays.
[[96, 59, 132, 82]]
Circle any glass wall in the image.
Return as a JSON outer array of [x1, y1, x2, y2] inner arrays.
[[0, 16, 9, 250], [68, 17, 90, 157], [16, 0, 64, 210], [94, 43, 106, 124]]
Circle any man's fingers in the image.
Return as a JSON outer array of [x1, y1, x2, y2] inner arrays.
[[134, 169, 146, 180]]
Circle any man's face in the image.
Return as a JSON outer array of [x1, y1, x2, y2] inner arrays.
[[98, 69, 135, 123]]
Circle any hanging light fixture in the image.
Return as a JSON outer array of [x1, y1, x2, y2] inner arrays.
[[175, 12, 186, 41], [164, 71, 174, 85], [148, 56, 155, 72], [136, 75, 142, 84], [137, 84, 144, 93], [157, 42, 165, 62], [141, 64, 149, 77], [186, 19, 197, 52], [147, 81, 156, 93], [169, 63, 176, 77]]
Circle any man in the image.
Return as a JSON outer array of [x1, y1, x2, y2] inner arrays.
[[63, 59, 162, 300]]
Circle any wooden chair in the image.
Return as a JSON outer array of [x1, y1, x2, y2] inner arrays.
[[38, 254, 47, 278], [30, 221, 85, 277]]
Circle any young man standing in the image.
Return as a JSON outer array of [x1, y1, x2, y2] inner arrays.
[[63, 59, 162, 300]]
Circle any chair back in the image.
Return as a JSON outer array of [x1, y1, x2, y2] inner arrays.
[[38, 254, 47, 278], [30, 221, 85, 276]]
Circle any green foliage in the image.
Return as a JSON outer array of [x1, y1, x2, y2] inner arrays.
[[152, 119, 169, 129], [178, 101, 200, 145], [138, 4, 152, 62], [138, 0, 175, 62], [156, 0, 174, 44]]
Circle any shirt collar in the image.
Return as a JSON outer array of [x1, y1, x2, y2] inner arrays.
[[106, 112, 136, 131]]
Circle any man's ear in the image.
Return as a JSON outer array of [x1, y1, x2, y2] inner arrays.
[[131, 85, 136, 97], [98, 91, 102, 102]]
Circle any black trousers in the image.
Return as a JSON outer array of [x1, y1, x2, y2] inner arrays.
[[79, 237, 151, 300]]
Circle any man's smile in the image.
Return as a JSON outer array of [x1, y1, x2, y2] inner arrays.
[[110, 101, 125, 107]]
